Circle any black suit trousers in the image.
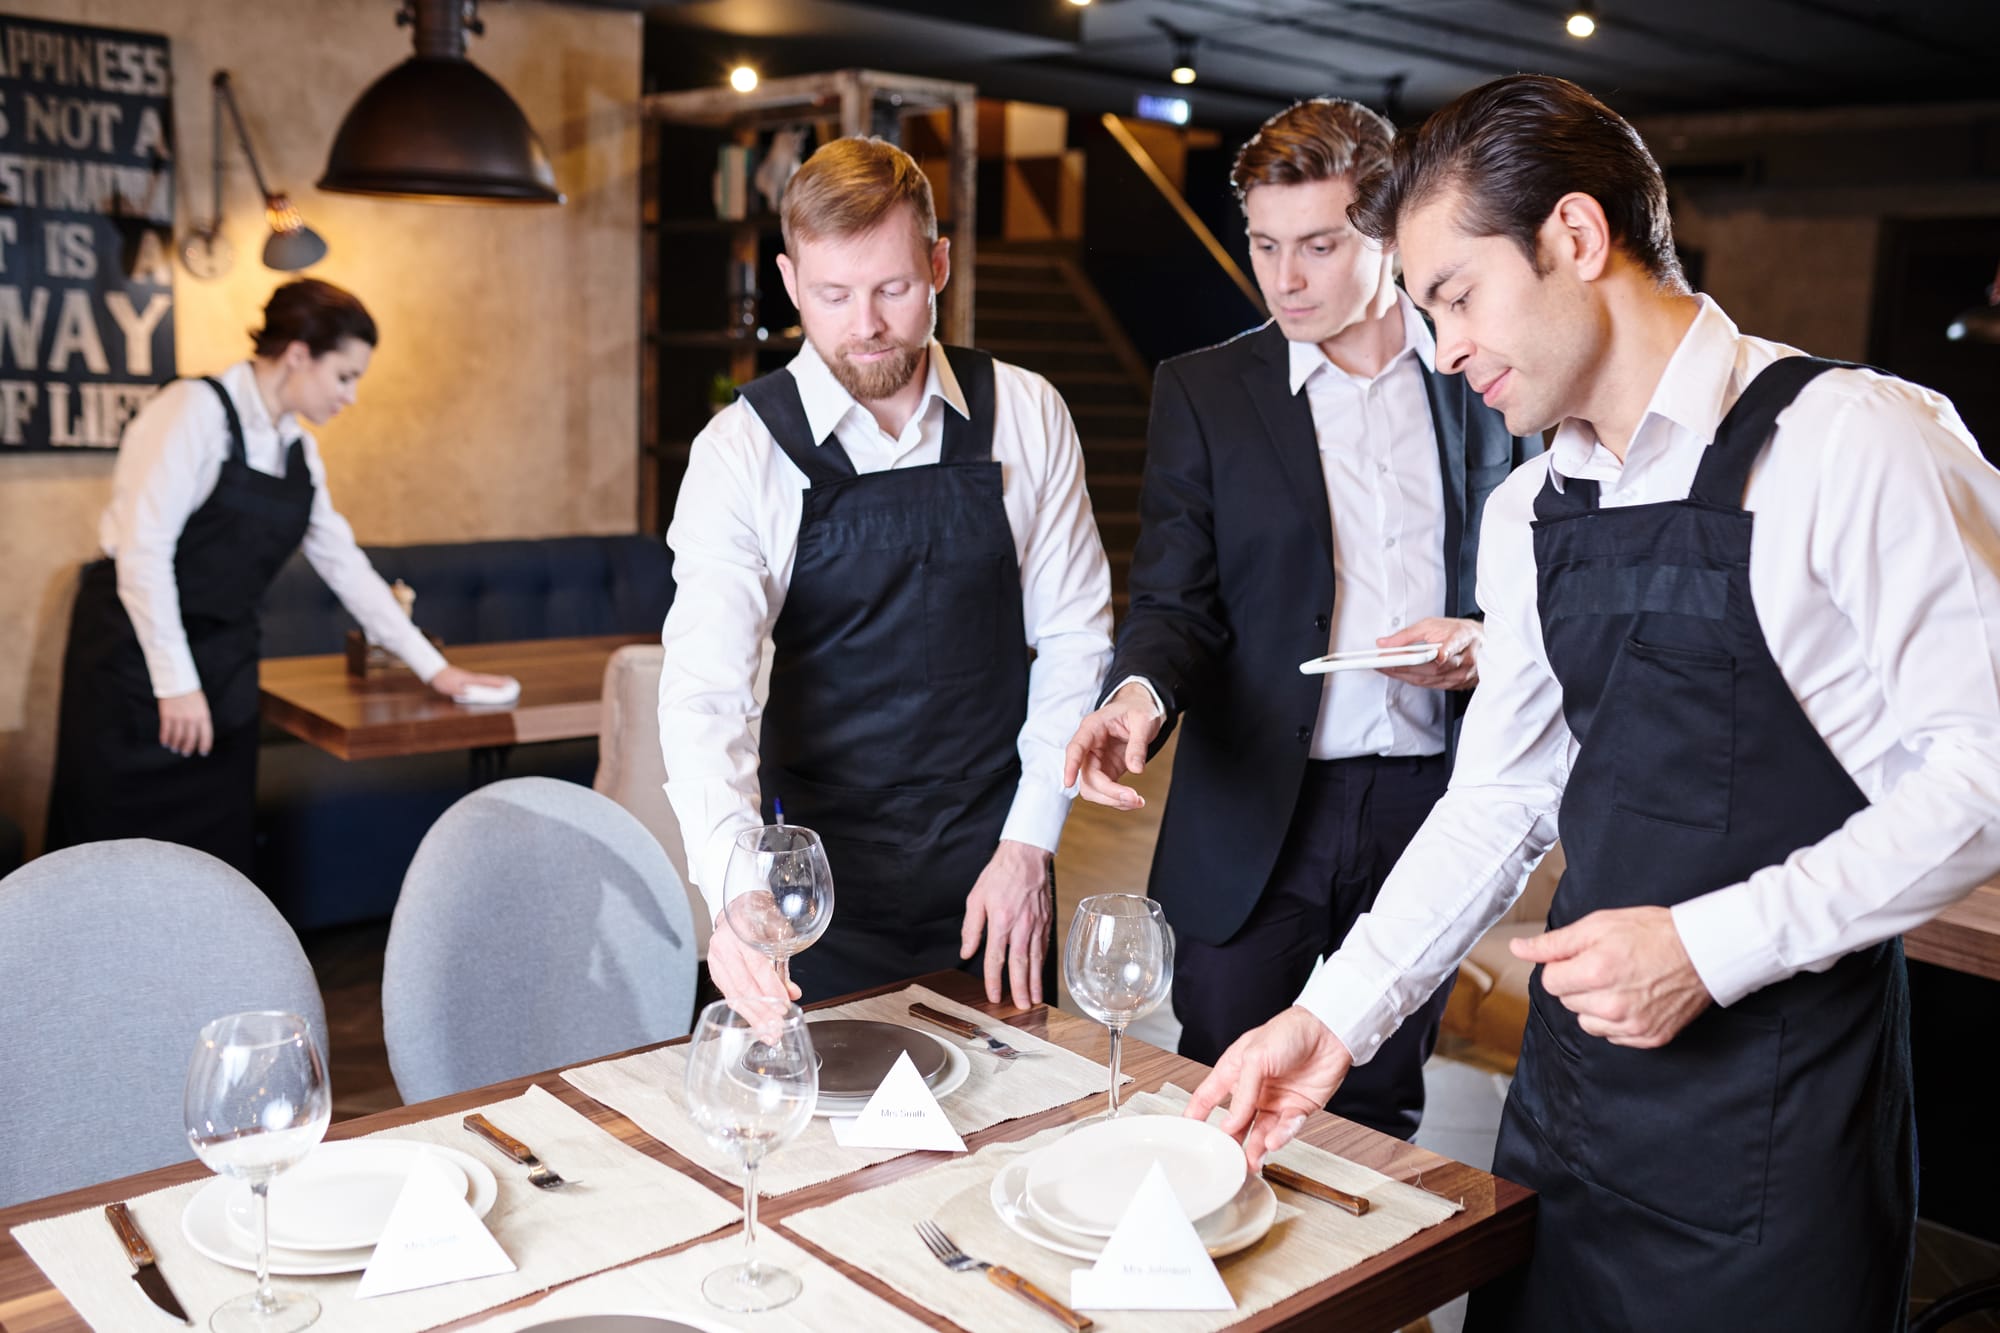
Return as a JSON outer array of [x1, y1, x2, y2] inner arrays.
[[1172, 752, 1454, 1140]]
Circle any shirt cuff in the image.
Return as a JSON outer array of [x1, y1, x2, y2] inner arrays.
[[1293, 952, 1403, 1069], [386, 632, 448, 684], [146, 649, 202, 700], [1110, 674, 1166, 720], [1670, 888, 1780, 1008], [1000, 773, 1072, 855]]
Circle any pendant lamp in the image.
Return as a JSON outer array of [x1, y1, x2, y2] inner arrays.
[[318, 0, 563, 204]]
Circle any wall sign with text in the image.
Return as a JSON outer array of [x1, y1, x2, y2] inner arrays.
[[0, 14, 175, 452]]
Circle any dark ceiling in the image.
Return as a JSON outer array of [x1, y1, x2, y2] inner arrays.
[[614, 0, 2000, 128]]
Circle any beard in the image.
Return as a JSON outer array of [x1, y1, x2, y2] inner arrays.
[[818, 315, 934, 402]]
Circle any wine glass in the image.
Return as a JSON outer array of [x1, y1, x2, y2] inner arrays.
[[683, 999, 818, 1311], [1063, 894, 1173, 1122], [721, 825, 834, 997], [184, 1012, 332, 1333]]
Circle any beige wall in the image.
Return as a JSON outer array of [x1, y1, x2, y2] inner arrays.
[[0, 0, 642, 851]]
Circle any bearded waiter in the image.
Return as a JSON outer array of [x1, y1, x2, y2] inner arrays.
[[1187, 76, 2000, 1330], [658, 137, 1113, 1011]]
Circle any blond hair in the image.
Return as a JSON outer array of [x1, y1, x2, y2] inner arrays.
[[780, 136, 938, 253]]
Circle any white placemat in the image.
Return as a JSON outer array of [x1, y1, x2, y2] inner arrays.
[[460, 1230, 934, 1332], [11, 1084, 741, 1333], [563, 984, 1124, 1196], [781, 1085, 1465, 1332]]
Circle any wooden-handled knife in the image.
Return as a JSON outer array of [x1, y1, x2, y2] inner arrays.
[[105, 1202, 191, 1324]]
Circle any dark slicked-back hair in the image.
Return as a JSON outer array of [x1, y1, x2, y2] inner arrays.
[[1348, 74, 1683, 286], [1231, 97, 1396, 210]]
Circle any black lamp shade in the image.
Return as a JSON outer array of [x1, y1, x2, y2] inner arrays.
[[318, 57, 563, 203]]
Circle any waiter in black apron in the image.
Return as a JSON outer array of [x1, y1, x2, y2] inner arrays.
[[658, 137, 1113, 1011], [47, 280, 512, 876], [1187, 76, 2000, 1330]]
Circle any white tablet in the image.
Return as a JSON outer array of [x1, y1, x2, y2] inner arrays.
[[1298, 644, 1441, 675]]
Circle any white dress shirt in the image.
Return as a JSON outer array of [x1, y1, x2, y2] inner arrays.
[[99, 360, 447, 698], [658, 338, 1115, 913], [1292, 291, 1448, 759], [1299, 295, 2000, 1064]]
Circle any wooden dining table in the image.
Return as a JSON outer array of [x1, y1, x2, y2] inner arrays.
[[259, 634, 650, 782], [0, 970, 1535, 1333]]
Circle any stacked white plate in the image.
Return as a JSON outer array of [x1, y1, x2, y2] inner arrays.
[[991, 1116, 1276, 1260], [180, 1140, 499, 1276]]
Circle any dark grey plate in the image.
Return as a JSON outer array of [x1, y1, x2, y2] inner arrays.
[[519, 1318, 714, 1332], [806, 1019, 952, 1097]]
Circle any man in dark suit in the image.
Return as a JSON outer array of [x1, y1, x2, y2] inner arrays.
[[1065, 98, 1538, 1138]]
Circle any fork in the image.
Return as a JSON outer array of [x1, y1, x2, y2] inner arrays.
[[913, 1220, 1093, 1330], [463, 1113, 576, 1189]]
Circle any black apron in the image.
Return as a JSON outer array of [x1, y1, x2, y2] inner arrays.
[[1470, 358, 1917, 1332], [47, 377, 316, 876], [738, 349, 1035, 1000]]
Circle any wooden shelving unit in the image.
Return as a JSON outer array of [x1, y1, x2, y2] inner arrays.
[[637, 69, 978, 532]]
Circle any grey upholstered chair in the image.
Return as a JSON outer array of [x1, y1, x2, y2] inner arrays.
[[0, 840, 327, 1208], [382, 777, 699, 1102]]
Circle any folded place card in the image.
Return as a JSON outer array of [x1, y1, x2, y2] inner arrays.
[[1070, 1161, 1236, 1311], [356, 1156, 516, 1299], [827, 1050, 967, 1153]]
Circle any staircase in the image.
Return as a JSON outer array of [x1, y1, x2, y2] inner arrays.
[[974, 242, 1151, 618]]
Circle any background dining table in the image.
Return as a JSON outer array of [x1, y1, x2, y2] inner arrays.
[[0, 971, 1536, 1333]]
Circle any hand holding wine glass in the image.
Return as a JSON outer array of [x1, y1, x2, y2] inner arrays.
[[1063, 894, 1174, 1122], [683, 999, 817, 1311], [721, 825, 834, 1000], [184, 1011, 331, 1333]]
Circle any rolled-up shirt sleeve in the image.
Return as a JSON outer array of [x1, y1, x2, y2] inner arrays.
[[1297, 466, 1567, 1062]]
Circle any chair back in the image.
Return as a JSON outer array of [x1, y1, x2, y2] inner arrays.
[[384, 778, 698, 1102], [0, 841, 325, 1208]]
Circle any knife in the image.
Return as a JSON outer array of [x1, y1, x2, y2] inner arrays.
[[105, 1202, 191, 1324], [908, 1001, 1032, 1060], [1262, 1163, 1372, 1216]]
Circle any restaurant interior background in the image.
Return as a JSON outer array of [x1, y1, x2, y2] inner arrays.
[[3, 0, 1999, 1318]]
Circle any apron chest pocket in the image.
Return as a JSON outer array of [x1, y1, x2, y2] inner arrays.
[[1609, 638, 1734, 833], [922, 554, 1008, 682]]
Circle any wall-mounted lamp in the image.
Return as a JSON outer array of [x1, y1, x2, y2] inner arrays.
[[730, 65, 760, 93], [319, 0, 562, 204], [1566, 0, 1598, 38], [179, 72, 327, 280]]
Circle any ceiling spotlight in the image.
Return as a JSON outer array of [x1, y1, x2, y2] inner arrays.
[[1566, 1, 1598, 38], [1068, 0, 1093, 7], [1171, 37, 1198, 84], [730, 65, 759, 93]]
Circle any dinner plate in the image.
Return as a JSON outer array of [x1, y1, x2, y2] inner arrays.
[[224, 1140, 470, 1251], [1298, 644, 1441, 675], [1022, 1115, 1248, 1238], [813, 1038, 968, 1118], [187, 1145, 498, 1276], [806, 1019, 952, 1097], [517, 1316, 745, 1332], [991, 1154, 1277, 1260]]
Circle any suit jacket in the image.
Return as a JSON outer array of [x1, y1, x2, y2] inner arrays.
[[1106, 320, 1540, 947]]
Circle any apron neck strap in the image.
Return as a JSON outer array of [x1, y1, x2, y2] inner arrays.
[[1688, 357, 1858, 509], [199, 376, 249, 465], [737, 369, 857, 486], [1533, 468, 1601, 520], [937, 346, 998, 465]]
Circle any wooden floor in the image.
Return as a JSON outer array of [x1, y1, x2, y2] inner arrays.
[[300, 735, 1999, 1328]]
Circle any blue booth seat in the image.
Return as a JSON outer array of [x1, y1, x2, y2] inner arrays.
[[253, 534, 674, 932]]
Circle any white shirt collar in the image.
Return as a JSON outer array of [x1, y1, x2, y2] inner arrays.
[[222, 359, 299, 439], [1549, 294, 1741, 486], [788, 336, 968, 445], [1286, 288, 1437, 395]]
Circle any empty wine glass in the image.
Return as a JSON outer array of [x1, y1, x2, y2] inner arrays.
[[722, 825, 834, 997], [683, 998, 817, 1311], [1064, 894, 1173, 1122], [184, 1012, 331, 1333]]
